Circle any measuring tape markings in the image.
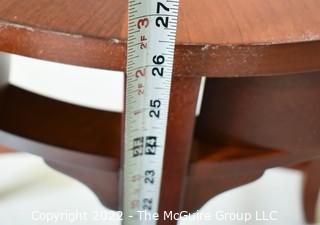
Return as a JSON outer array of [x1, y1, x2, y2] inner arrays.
[[124, 0, 180, 224]]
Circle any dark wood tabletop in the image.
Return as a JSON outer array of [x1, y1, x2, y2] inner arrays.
[[1, 0, 320, 77], [1, 1, 320, 224]]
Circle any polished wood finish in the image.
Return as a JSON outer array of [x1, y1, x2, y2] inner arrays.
[[301, 159, 320, 224], [158, 76, 201, 225], [2, 0, 319, 45], [1, 0, 320, 77], [0, 86, 121, 159], [0, 1, 320, 224], [196, 72, 320, 154]]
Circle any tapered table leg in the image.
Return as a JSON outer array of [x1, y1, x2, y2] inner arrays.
[[302, 159, 320, 224], [157, 76, 201, 225]]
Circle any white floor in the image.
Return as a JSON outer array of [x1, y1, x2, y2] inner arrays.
[[0, 54, 319, 225]]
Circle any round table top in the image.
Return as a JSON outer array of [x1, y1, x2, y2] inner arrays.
[[1, 0, 320, 77]]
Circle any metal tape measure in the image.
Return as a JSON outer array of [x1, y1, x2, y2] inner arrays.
[[124, 0, 180, 224]]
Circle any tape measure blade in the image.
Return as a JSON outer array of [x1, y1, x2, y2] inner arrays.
[[124, 0, 180, 224]]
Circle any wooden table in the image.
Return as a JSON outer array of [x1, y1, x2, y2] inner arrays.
[[0, 0, 320, 224]]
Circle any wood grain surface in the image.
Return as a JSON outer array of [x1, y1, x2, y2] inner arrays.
[[1, 0, 319, 45], [1, 1, 320, 223], [1, 0, 320, 76]]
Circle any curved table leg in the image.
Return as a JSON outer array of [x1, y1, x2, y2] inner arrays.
[[301, 159, 320, 224]]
